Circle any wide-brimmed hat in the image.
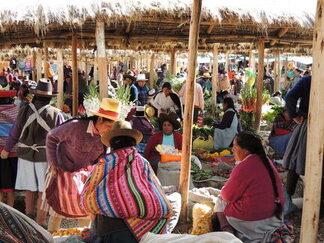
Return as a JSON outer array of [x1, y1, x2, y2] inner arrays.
[[90, 98, 121, 121], [202, 72, 211, 79], [136, 73, 148, 82], [30, 78, 57, 97], [101, 120, 143, 146], [123, 74, 136, 83], [159, 112, 181, 130], [148, 88, 156, 97]]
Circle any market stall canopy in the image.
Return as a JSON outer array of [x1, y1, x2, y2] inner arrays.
[[0, 0, 316, 50]]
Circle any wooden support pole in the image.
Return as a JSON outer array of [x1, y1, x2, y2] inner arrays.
[[36, 49, 42, 81], [56, 49, 64, 110], [284, 56, 288, 88], [32, 49, 37, 81], [212, 44, 219, 109], [44, 45, 49, 79], [300, 0, 324, 242], [225, 51, 229, 73], [249, 47, 256, 72], [72, 33, 78, 116], [93, 52, 98, 84], [274, 50, 280, 92], [96, 20, 108, 99], [179, 0, 202, 221], [170, 49, 177, 75], [254, 38, 265, 131], [149, 53, 155, 87]]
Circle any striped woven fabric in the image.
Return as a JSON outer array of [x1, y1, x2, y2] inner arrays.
[[81, 147, 172, 241], [0, 104, 19, 156], [0, 202, 51, 243]]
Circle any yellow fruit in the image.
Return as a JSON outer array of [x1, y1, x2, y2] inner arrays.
[[220, 149, 231, 156], [145, 106, 155, 118]]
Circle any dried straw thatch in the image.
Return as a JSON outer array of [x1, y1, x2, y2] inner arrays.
[[0, 0, 316, 50]]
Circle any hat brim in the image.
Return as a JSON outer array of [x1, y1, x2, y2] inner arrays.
[[159, 113, 181, 130], [90, 110, 119, 121], [101, 128, 143, 146], [30, 89, 58, 97], [136, 79, 148, 82]]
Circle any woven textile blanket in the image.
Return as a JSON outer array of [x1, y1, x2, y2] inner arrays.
[[81, 146, 172, 241], [0, 202, 52, 243]]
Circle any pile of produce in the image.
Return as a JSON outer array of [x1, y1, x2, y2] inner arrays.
[[191, 203, 213, 235], [262, 105, 284, 124], [191, 163, 213, 181], [156, 144, 181, 162], [195, 149, 232, 162], [192, 125, 214, 140], [52, 228, 90, 238]]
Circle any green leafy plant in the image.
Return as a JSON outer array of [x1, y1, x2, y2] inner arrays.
[[191, 163, 213, 181], [84, 83, 99, 100], [115, 85, 132, 105], [263, 106, 285, 123]]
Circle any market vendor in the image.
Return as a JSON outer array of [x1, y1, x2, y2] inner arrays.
[[81, 121, 171, 243], [135, 73, 150, 105], [0, 91, 19, 207], [213, 97, 241, 150], [151, 82, 182, 119], [44, 98, 119, 232], [268, 109, 296, 158], [214, 132, 292, 242], [144, 112, 182, 174]]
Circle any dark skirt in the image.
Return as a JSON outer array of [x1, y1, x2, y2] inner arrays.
[[282, 121, 307, 175], [95, 215, 138, 243], [0, 157, 17, 191]]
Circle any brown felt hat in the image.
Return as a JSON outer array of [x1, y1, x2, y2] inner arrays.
[[30, 78, 57, 97], [101, 120, 143, 146]]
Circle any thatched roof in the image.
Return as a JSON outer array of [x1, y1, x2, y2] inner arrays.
[[0, 0, 316, 51]]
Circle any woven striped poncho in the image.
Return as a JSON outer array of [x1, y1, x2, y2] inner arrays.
[[81, 146, 172, 241]]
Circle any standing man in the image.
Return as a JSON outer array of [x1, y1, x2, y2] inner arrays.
[[1, 79, 64, 227], [151, 82, 182, 119], [123, 73, 138, 103], [178, 80, 204, 123]]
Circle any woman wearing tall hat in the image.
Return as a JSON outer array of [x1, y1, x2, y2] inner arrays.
[[44, 98, 120, 232], [1, 79, 64, 227]]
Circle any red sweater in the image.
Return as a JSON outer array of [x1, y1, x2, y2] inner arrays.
[[221, 154, 284, 221], [144, 131, 182, 163]]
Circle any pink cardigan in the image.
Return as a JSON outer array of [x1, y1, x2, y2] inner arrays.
[[221, 154, 285, 221]]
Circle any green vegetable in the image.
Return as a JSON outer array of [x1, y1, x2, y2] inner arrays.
[[191, 163, 213, 181]]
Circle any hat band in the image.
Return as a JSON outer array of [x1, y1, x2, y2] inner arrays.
[[34, 90, 53, 96], [98, 108, 119, 119]]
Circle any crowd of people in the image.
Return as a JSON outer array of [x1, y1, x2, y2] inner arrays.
[[0, 58, 317, 243]]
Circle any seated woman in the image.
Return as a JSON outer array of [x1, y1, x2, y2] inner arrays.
[[268, 109, 296, 158], [213, 97, 241, 150], [144, 112, 182, 174], [81, 121, 171, 243], [214, 132, 291, 242]]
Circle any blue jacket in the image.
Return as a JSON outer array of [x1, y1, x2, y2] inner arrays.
[[285, 76, 311, 119]]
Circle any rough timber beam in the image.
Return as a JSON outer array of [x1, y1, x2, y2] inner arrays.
[[270, 27, 290, 46]]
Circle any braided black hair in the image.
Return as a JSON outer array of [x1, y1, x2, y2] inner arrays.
[[235, 131, 282, 219]]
